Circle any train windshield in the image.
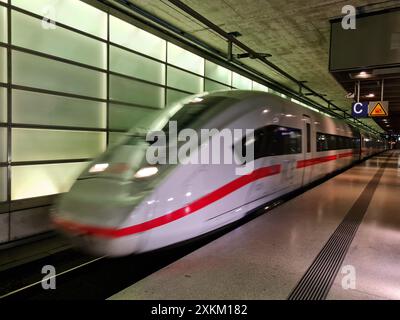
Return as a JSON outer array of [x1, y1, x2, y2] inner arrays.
[[161, 96, 228, 133], [123, 95, 236, 146]]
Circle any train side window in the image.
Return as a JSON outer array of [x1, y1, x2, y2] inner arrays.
[[236, 126, 268, 161], [266, 126, 302, 156], [306, 123, 311, 153], [327, 135, 336, 150], [238, 125, 302, 161], [317, 132, 358, 151], [317, 133, 327, 151]]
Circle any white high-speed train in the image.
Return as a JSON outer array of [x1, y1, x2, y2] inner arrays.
[[51, 90, 386, 256]]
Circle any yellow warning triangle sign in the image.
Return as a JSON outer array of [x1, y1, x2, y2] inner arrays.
[[369, 103, 387, 116]]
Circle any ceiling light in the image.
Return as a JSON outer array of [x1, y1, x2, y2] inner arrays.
[[352, 71, 373, 79], [365, 93, 375, 98]]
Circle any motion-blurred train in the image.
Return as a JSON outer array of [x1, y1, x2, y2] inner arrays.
[[51, 90, 386, 256]]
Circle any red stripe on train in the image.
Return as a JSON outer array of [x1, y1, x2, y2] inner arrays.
[[53, 151, 356, 238], [53, 164, 282, 238], [297, 151, 355, 168]]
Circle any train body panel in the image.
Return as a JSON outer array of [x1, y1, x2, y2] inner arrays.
[[51, 91, 387, 256]]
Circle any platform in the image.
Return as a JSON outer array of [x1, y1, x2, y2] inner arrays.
[[109, 151, 400, 300]]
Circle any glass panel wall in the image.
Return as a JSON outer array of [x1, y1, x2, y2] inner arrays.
[[0, 0, 273, 207], [252, 81, 269, 92], [167, 43, 204, 75], [0, 5, 7, 43], [0, 47, 6, 83], [12, 129, 106, 161], [166, 89, 191, 106], [12, 11, 107, 69], [167, 66, 203, 93], [232, 72, 252, 90], [0, 168, 6, 202], [110, 75, 164, 108], [0, 87, 6, 123], [109, 104, 163, 132], [12, 90, 106, 128], [0, 128, 6, 162], [110, 16, 166, 61], [11, 162, 89, 200], [110, 45, 165, 84], [205, 79, 231, 92], [205, 60, 231, 85], [12, 51, 107, 98], [12, 0, 108, 39]]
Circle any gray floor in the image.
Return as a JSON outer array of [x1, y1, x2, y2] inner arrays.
[[110, 151, 400, 300]]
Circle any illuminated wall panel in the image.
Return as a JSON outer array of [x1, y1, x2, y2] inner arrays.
[[109, 104, 163, 132], [12, 90, 106, 129], [166, 89, 190, 106], [110, 75, 164, 108], [11, 162, 89, 200], [232, 72, 252, 90], [167, 66, 203, 93], [0, 167, 6, 202], [12, 11, 106, 69], [252, 82, 269, 92], [0, 5, 7, 44], [0, 1, 267, 210], [205, 79, 231, 92], [0, 128, 6, 162], [205, 60, 231, 85], [12, 0, 107, 39], [12, 129, 106, 161], [110, 45, 165, 84], [167, 43, 204, 75], [0, 47, 6, 83], [12, 51, 106, 98], [0, 87, 6, 123], [110, 16, 166, 61]]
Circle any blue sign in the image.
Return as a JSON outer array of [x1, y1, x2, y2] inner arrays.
[[352, 102, 369, 118]]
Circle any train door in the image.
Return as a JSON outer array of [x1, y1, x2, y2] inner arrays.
[[301, 115, 313, 186]]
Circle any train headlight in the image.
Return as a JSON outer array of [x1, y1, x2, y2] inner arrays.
[[89, 163, 109, 173], [134, 166, 158, 178]]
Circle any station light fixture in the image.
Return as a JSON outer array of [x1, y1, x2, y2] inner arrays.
[[356, 71, 371, 78], [351, 71, 373, 79]]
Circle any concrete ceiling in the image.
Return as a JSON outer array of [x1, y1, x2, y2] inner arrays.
[[127, 0, 400, 132]]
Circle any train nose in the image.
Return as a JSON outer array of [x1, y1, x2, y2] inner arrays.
[[58, 227, 143, 257]]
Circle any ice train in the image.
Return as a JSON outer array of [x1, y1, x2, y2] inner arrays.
[[51, 90, 386, 256]]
